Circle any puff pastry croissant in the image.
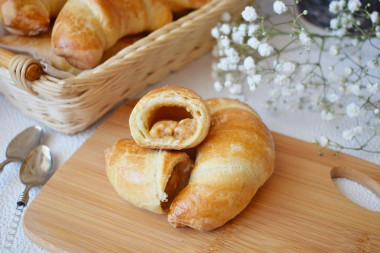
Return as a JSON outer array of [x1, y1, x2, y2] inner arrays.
[[129, 86, 211, 150], [52, 0, 172, 69], [0, 0, 67, 35], [105, 139, 193, 214], [168, 98, 275, 231]]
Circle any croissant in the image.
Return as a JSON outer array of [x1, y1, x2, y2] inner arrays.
[[0, 31, 80, 75], [168, 98, 275, 231], [0, 0, 67, 35], [163, 0, 210, 11], [0, 32, 143, 75], [105, 139, 193, 214], [52, 0, 172, 69], [129, 86, 211, 150]]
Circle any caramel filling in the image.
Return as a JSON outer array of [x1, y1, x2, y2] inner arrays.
[[160, 162, 191, 211], [150, 118, 196, 140]]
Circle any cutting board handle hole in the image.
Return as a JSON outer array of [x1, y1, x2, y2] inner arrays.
[[330, 166, 380, 212]]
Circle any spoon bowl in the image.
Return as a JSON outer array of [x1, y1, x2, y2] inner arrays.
[[0, 125, 43, 172], [18, 145, 54, 206]]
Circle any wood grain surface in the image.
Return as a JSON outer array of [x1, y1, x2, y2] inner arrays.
[[23, 100, 380, 252]]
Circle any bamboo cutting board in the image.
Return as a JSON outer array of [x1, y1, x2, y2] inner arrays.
[[23, 100, 380, 252]]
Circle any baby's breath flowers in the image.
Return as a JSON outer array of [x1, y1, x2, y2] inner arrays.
[[211, 0, 380, 155]]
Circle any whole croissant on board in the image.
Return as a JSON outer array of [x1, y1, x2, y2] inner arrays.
[[163, 0, 210, 11], [168, 98, 275, 231], [0, 0, 67, 35], [52, 0, 173, 69], [105, 139, 193, 214]]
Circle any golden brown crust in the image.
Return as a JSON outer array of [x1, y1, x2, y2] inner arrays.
[[162, 0, 210, 11], [52, 0, 172, 69], [105, 138, 193, 214], [168, 98, 275, 231], [0, 0, 67, 35], [129, 86, 211, 150]]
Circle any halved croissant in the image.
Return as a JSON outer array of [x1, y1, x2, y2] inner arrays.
[[52, 0, 172, 69], [105, 139, 193, 214], [168, 98, 275, 231], [129, 86, 211, 150], [0, 0, 67, 35]]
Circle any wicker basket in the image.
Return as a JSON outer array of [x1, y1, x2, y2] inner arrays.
[[0, 0, 250, 135]]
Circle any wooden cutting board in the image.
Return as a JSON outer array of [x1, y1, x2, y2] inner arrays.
[[23, 100, 380, 252]]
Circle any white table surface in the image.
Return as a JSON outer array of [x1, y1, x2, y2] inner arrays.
[[1, 47, 380, 253]]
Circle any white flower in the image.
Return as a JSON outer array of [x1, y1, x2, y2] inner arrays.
[[224, 80, 232, 87], [351, 38, 359, 46], [321, 110, 334, 120], [258, 43, 273, 57], [374, 108, 379, 115], [345, 66, 353, 75], [342, 126, 363, 140], [346, 103, 361, 118], [221, 12, 231, 22], [243, 56, 255, 72], [232, 30, 245, 44], [347, 84, 361, 96], [330, 18, 339, 29], [238, 24, 248, 34], [247, 24, 259, 36], [276, 61, 296, 75], [220, 24, 231, 35], [217, 58, 229, 71], [367, 83, 380, 93], [371, 11, 379, 24], [273, 1, 288, 14], [332, 28, 346, 37], [318, 136, 329, 147], [347, 0, 361, 13], [329, 1, 343, 14], [241, 6, 258, 22], [341, 13, 353, 28], [229, 84, 242, 94], [299, 31, 311, 45], [247, 37, 261, 49], [247, 74, 262, 87], [274, 74, 290, 86], [329, 45, 340, 56], [327, 93, 340, 103], [214, 81, 223, 92], [219, 36, 230, 48], [211, 27, 220, 39]]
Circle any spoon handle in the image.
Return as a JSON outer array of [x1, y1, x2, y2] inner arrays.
[[2, 205, 24, 253], [0, 159, 12, 172]]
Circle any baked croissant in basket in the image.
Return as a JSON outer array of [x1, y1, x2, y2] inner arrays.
[[105, 138, 193, 214], [168, 98, 275, 231], [52, 0, 173, 69], [163, 0, 211, 11], [129, 86, 211, 150], [0, 31, 144, 75], [0, 0, 67, 35]]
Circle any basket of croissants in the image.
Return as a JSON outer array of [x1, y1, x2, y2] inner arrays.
[[0, 0, 250, 134]]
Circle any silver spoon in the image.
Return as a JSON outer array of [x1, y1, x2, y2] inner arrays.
[[3, 145, 54, 252], [0, 125, 43, 173]]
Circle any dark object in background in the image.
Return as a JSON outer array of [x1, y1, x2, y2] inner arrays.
[[297, 0, 380, 29]]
